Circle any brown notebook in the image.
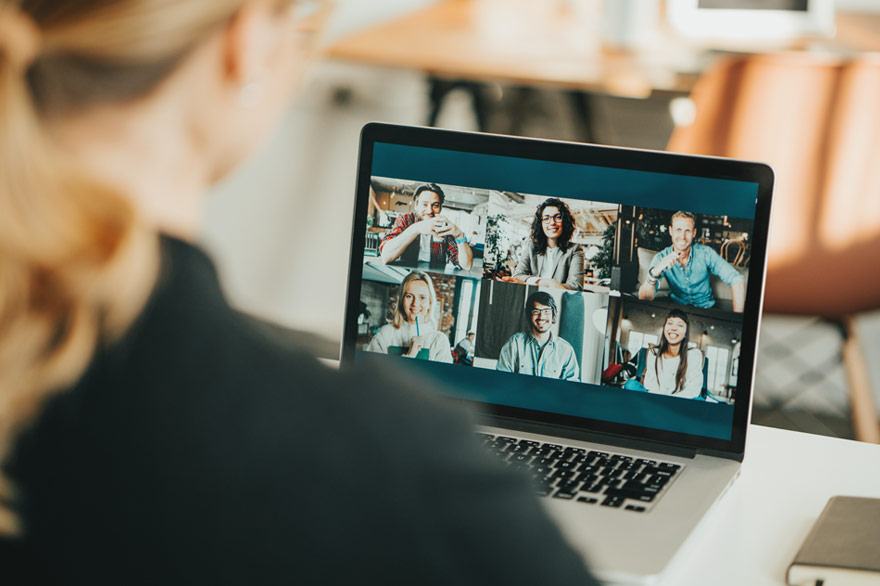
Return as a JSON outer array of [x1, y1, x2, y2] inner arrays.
[[787, 496, 880, 586]]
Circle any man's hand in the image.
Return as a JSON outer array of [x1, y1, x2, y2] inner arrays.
[[432, 216, 463, 239], [498, 276, 526, 284], [651, 251, 681, 277], [411, 219, 440, 236]]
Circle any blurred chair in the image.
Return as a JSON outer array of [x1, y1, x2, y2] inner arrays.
[[667, 52, 880, 442]]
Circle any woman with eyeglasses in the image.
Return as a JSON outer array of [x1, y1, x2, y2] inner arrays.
[[0, 1, 598, 584], [365, 271, 453, 362], [500, 197, 584, 290]]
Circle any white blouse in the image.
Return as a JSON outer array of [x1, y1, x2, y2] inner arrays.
[[365, 321, 453, 363], [643, 347, 704, 399]]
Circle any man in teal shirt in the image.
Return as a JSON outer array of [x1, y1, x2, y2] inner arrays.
[[639, 211, 745, 312], [497, 292, 580, 380]]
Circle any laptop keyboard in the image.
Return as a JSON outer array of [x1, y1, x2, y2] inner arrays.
[[478, 433, 683, 513]]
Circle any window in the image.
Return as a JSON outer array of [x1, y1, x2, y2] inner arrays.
[[626, 331, 658, 360], [454, 279, 476, 344], [705, 346, 730, 393]]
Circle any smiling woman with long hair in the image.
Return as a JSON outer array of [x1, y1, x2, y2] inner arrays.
[[642, 309, 705, 398], [365, 270, 453, 362], [503, 197, 584, 290], [0, 1, 597, 584]]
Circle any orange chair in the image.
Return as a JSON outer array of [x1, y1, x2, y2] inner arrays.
[[667, 52, 880, 442]]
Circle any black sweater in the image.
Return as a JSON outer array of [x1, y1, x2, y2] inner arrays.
[[1, 236, 597, 585]]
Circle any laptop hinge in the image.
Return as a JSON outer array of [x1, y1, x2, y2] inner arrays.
[[480, 414, 699, 460]]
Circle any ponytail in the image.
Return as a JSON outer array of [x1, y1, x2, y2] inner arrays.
[[0, 2, 159, 536]]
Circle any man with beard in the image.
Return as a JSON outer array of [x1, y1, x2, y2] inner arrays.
[[497, 292, 580, 380], [639, 211, 745, 312], [379, 183, 473, 270]]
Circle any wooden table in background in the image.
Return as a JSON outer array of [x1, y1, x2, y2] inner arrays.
[[326, 0, 880, 138]]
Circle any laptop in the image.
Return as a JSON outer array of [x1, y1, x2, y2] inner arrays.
[[341, 123, 773, 585]]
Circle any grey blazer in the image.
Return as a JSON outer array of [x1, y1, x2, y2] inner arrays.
[[513, 242, 584, 290]]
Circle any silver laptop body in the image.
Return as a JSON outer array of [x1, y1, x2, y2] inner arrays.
[[342, 123, 773, 584]]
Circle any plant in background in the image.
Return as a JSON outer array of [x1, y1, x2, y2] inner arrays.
[[594, 223, 616, 279], [484, 214, 510, 269]]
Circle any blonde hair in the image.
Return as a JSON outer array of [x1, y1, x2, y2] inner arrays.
[[391, 271, 438, 329], [0, 0, 296, 536], [670, 210, 696, 227]]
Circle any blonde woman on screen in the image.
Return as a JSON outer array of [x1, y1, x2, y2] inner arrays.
[[366, 271, 453, 363], [0, 1, 597, 584]]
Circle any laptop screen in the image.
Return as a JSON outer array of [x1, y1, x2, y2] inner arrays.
[[344, 124, 773, 456]]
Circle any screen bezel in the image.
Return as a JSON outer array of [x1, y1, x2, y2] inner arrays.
[[342, 122, 774, 460]]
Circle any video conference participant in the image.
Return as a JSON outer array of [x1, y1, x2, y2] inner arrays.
[[497, 292, 580, 380], [0, 1, 597, 584], [454, 331, 476, 365], [500, 198, 583, 290], [379, 183, 473, 270], [638, 211, 745, 312], [643, 309, 704, 398], [366, 271, 453, 362]]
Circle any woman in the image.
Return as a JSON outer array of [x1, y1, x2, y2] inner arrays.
[[643, 309, 705, 398], [501, 197, 583, 290], [365, 271, 453, 363], [0, 1, 597, 584]]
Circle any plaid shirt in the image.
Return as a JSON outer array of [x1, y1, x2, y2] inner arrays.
[[380, 212, 461, 267]]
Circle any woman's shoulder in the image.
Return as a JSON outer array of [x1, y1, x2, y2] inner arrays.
[[687, 347, 705, 361], [428, 329, 451, 345], [374, 323, 397, 336], [521, 240, 538, 254], [567, 243, 584, 257]]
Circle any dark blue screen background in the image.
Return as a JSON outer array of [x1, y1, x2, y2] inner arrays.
[[373, 143, 758, 219]]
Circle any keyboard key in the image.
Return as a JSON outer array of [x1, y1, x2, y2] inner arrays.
[[550, 469, 576, 481], [558, 481, 581, 493], [577, 496, 598, 504], [625, 505, 647, 513], [601, 495, 625, 508], [553, 489, 576, 500], [574, 473, 596, 484]]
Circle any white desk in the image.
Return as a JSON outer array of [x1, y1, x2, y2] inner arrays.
[[663, 425, 880, 585]]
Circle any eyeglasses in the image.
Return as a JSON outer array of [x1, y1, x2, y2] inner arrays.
[[530, 308, 553, 317], [541, 214, 563, 224]]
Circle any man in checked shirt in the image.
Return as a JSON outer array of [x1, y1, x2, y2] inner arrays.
[[379, 183, 474, 270]]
